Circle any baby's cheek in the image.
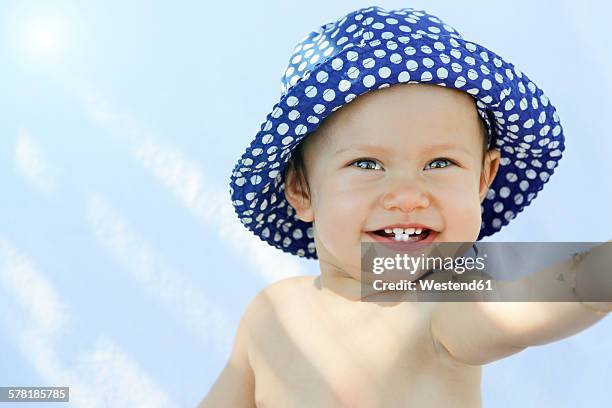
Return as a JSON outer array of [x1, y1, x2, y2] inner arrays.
[[312, 187, 367, 261], [440, 191, 483, 241], [315, 195, 360, 243]]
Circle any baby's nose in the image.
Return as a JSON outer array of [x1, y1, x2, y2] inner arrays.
[[381, 177, 431, 212]]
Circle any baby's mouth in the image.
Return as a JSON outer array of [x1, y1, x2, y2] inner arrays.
[[371, 227, 432, 242]]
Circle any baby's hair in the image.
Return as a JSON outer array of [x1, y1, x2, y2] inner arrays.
[[284, 117, 494, 200]]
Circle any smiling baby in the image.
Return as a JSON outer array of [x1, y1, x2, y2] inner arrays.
[[200, 5, 611, 407]]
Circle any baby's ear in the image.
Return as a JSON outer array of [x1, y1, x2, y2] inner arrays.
[[479, 148, 501, 202], [283, 162, 314, 222]]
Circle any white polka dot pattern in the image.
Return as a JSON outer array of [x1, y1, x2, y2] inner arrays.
[[230, 6, 565, 259]]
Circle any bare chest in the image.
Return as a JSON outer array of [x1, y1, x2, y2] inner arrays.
[[248, 289, 479, 407]]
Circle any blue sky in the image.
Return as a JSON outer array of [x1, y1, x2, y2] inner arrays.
[[0, 0, 610, 406]]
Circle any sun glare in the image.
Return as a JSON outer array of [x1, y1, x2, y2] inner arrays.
[[18, 12, 69, 63]]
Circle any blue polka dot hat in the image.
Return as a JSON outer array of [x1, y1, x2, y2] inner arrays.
[[229, 5, 564, 259]]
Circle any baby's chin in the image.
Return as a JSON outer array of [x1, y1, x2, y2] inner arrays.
[[359, 268, 431, 285]]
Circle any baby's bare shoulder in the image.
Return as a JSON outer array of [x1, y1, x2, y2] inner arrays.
[[244, 276, 315, 321], [263, 275, 315, 295]]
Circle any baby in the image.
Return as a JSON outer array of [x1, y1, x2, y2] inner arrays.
[[200, 6, 611, 407]]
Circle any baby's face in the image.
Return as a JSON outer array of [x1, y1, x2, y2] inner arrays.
[[286, 83, 500, 277]]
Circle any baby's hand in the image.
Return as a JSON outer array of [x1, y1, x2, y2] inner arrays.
[[573, 241, 612, 313]]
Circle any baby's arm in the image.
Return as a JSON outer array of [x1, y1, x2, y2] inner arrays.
[[430, 242, 612, 365], [197, 303, 256, 407]]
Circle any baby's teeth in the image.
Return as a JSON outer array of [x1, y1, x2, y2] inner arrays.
[[389, 227, 426, 240]]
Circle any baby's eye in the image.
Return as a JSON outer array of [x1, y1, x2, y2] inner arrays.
[[425, 158, 454, 170], [351, 158, 383, 171]]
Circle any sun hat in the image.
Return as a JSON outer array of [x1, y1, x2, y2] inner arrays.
[[229, 5, 565, 259]]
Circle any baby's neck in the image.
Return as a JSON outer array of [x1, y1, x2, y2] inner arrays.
[[317, 263, 408, 302], [317, 273, 364, 301]]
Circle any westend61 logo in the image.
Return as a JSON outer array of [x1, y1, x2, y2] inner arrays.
[[360, 241, 612, 303], [361, 242, 495, 300], [368, 251, 492, 295], [372, 252, 487, 275]]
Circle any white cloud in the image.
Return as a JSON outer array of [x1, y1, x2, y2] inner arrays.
[[0, 238, 176, 408], [15, 129, 55, 194], [133, 140, 307, 282], [67, 77, 310, 283], [86, 193, 233, 352]]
